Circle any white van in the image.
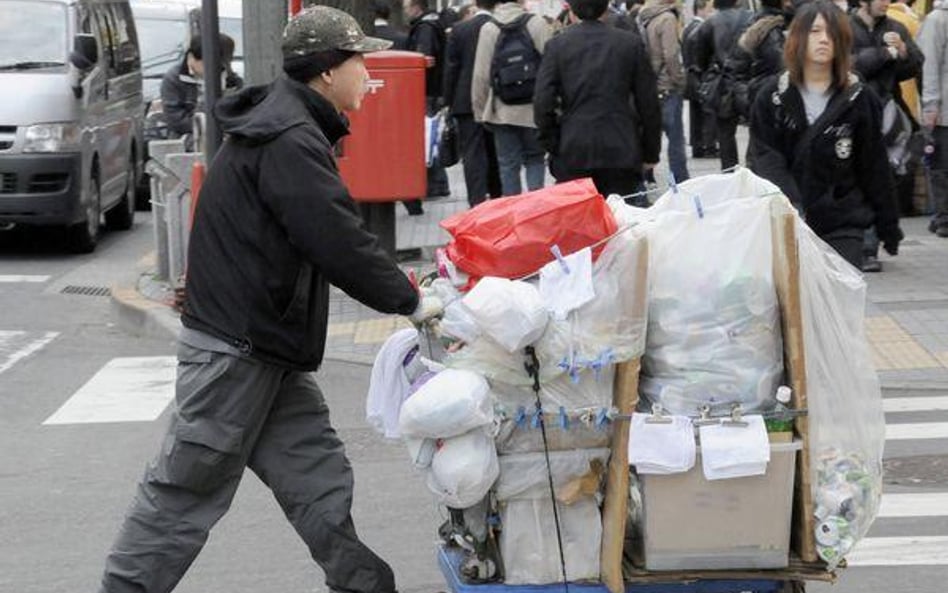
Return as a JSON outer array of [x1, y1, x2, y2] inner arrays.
[[0, 0, 144, 252]]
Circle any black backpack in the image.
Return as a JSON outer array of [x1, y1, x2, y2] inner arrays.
[[490, 14, 541, 105]]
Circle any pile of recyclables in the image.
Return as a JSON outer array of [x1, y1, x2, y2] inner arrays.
[[365, 169, 886, 585]]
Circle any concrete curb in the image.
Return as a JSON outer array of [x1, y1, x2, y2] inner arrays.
[[109, 252, 180, 343]]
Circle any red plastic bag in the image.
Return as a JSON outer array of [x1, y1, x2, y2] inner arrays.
[[440, 179, 618, 281]]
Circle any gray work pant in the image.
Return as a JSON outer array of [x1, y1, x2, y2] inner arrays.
[[99, 343, 395, 593]]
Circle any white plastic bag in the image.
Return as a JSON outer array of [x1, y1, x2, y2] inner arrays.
[[494, 448, 610, 501], [462, 277, 550, 353], [398, 368, 494, 439], [495, 448, 608, 584], [426, 428, 499, 509], [500, 497, 602, 584], [796, 217, 885, 568], [634, 170, 784, 416]]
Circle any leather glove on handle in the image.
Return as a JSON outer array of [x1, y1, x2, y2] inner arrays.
[[881, 226, 905, 256], [409, 295, 444, 324]]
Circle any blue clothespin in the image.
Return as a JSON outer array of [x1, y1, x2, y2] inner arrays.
[[515, 406, 527, 427], [589, 348, 615, 380], [550, 244, 570, 274], [558, 406, 569, 430], [596, 407, 610, 430], [532, 410, 543, 429], [693, 194, 705, 219]]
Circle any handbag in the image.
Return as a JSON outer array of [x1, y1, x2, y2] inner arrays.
[[437, 114, 461, 168]]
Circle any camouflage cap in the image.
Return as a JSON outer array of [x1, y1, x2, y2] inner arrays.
[[282, 6, 392, 58]]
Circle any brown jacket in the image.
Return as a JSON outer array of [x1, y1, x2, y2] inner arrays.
[[639, 0, 685, 94]]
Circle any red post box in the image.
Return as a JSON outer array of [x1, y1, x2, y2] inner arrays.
[[337, 51, 427, 202]]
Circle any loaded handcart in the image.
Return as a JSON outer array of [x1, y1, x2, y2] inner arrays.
[[367, 170, 886, 593]]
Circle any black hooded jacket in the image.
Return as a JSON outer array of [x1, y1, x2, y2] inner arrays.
[[182, 77, 418, 371], [850, 12, 922, 106], [749, 72, 900, 242]]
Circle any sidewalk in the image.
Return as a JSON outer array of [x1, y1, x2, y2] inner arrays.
[[112, 153, 948, 389]]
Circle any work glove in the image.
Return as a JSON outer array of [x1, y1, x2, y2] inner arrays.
[[881, 225, 905, 256], [409, 294, 444, 324]]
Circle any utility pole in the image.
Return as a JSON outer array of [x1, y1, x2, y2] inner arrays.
[[244, 0, 289, 87]]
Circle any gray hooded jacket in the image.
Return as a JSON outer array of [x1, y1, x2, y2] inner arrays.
[[919, 0, 948, 126]]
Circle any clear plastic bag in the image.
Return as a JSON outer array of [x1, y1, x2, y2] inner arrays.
[[500, 497, 602, 584], [629, 171, 784, 416], [443, 230, 648, 386], [490, 365, 615, 417], [796, 217, 884, 569]]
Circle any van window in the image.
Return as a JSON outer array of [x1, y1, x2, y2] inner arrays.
[[137, 17, 188, 78], [0, 1, 68, 70], [92, 4, 118, 75], [109, 2, 141, 74]]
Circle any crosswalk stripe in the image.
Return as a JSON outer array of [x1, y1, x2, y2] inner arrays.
[[43, 357, 176, 425], [0, 275, 49, 283], [0, 330, 59, 376], [884, 396, 948, 413], [885, 422, 948, 441], [879, 493, 948, 518], [847, 536, 948, 566]]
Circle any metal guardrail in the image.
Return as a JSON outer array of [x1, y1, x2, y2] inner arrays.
[[145, 138, 202, 286]]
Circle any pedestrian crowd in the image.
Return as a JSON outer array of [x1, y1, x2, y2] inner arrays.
[[368, 0, 948, 274]]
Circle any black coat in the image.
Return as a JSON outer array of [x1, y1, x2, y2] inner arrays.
[[443, 12, 492, 116], [160, 62, 200, 138], [534, 20, 661, 171], [183, 77, 418, 370], [729, 10, 787, 118], [408, 11, 446, 98], [692, 7, 754, 71], [850, 13, 923, 106], [749, 73, 900, 242], [374, 22, 408, 50]]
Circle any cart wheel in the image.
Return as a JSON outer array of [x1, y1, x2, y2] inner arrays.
[[780, 581, 806, 593]]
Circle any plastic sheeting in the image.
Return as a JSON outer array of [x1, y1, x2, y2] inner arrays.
[[797, 219, 885, 569], [611, 170, 784, 416]]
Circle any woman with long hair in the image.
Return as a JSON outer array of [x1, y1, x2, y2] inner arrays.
[[749, 0, 903, 268]]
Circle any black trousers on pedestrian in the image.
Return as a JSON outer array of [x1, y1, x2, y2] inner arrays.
[[689, 100, 717, 153], [717, 116, 740, 170], [822, 227, 866, 269], [550, 158, 643, 199], [99, 343, 395, 593], [456, 114, 502, 207]]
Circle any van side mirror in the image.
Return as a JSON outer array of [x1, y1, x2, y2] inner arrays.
[[70, 34, 98, 71]]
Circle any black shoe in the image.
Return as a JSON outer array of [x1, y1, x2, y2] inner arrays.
[[861, 255, 882, 273], [937, 225, 948, 238], [930, 219, 938, 233]]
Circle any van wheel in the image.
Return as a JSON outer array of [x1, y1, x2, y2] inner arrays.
[[68, 172, 101, 253], [106, 157, 136, 230]]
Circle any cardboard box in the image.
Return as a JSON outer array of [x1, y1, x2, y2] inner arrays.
[[641, 440, 802, 571]]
